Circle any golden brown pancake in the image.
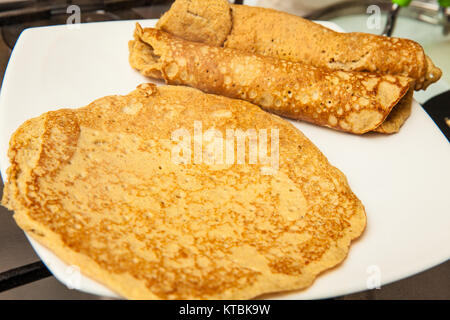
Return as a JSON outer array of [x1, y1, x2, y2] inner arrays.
[[2, 84, 366, 299], [129, 25, 413, 134], [156, 0, 441, 90]]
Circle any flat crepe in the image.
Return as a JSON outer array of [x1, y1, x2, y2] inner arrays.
[[129, 25, 413, 134], [156, 0, 441, 91], [2, 84, 366, 300]]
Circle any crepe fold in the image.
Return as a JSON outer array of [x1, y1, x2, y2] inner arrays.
[[129, 25, 413, 134], [156, 0, 441, 91]]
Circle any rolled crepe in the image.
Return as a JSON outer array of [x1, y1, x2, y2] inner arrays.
[[129, 25, 414, 134], [156, 0, 441, 91]]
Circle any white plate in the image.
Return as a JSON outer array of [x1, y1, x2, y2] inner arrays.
[[0, 19, 449, 300]]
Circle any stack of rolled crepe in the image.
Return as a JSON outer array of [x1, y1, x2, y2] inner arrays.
[[129, 0, 441, 134]]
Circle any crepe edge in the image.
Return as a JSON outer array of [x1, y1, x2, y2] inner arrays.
[[12, 199, 365, 300], [373, 87, 414, 134]]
